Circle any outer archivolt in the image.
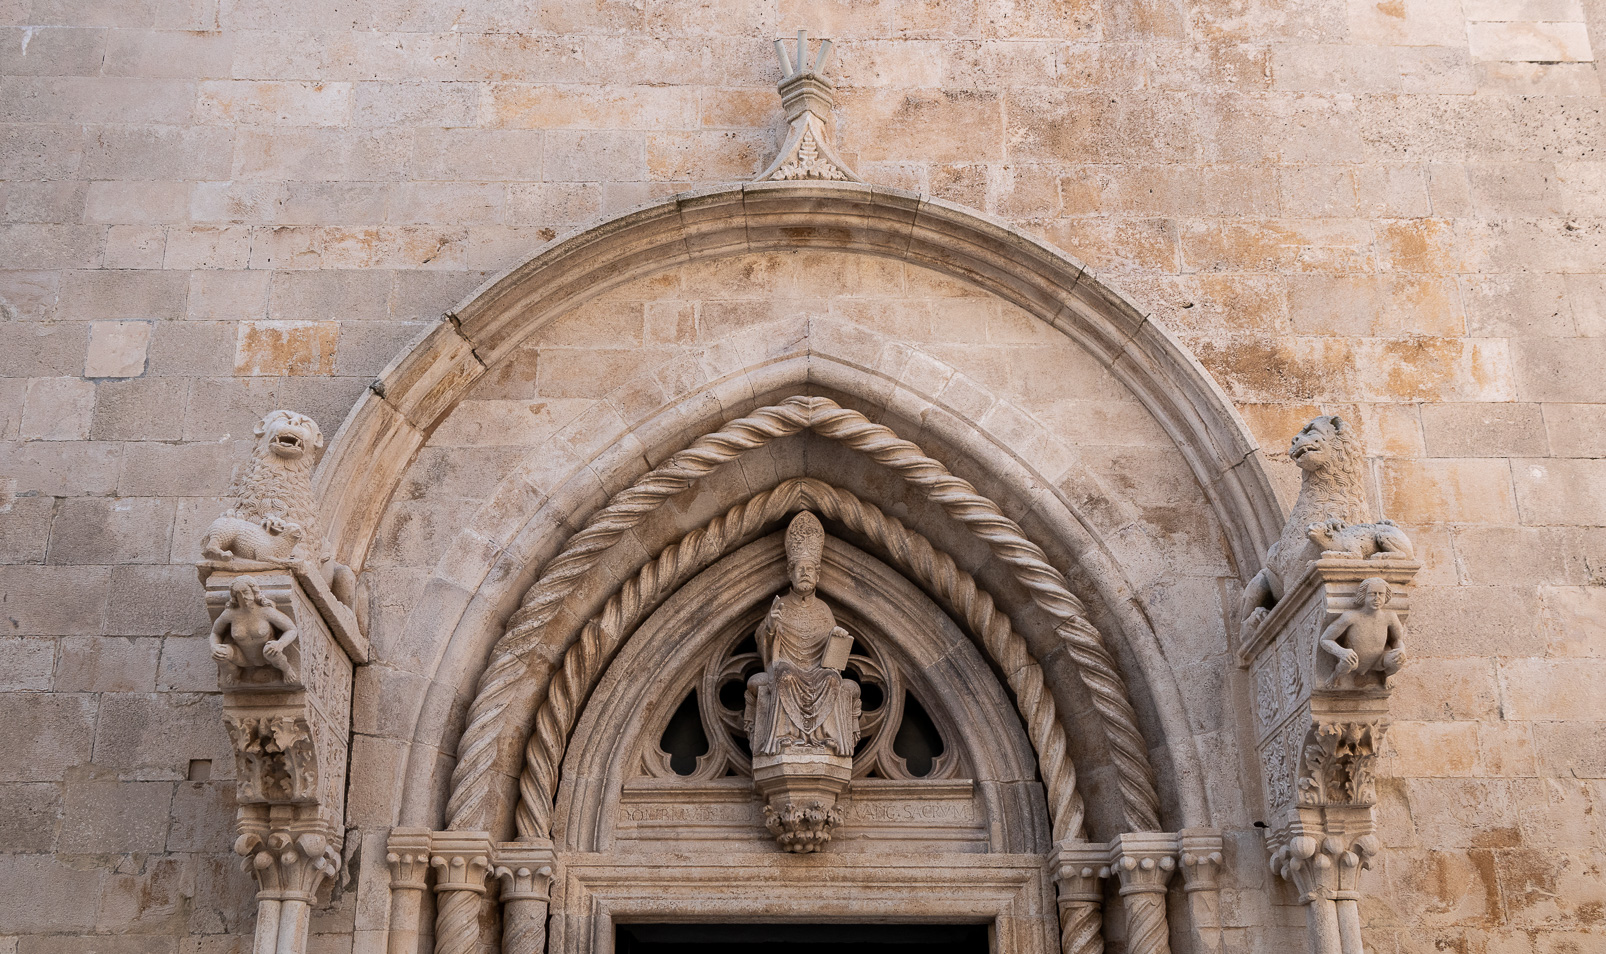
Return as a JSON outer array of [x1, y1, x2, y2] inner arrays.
[[444, 395, 1162, 840]]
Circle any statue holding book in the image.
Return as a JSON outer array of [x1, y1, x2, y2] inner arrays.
[[744, 511, 861, 758]]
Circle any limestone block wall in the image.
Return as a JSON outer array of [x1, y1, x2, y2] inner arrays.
[[1, 1, 1604, 953]]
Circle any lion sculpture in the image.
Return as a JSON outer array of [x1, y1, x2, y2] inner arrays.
[[201, 410, 359, 619], [1239, 415, 1412, 635]]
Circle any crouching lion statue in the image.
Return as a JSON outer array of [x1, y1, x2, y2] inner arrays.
[[1238, 415, 1414, 637], [201, 410, 361, 625]]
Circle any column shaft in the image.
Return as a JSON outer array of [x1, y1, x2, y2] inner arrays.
[[253, 898, 283, 954], [1056, 899, 1102, 954], [1305, 897, 1343, 954], [1335, 898, 1364, 954], [275, 899, 313, 954], [502, 898, 551, 954]]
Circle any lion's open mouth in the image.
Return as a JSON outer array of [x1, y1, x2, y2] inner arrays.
[[271, 434, 305, 453]]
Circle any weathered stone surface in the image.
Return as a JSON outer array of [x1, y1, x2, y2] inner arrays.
[[0, 3, 1603, 953]]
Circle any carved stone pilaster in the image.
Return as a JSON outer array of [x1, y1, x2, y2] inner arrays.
[[204, 563, 360, 954], [1110, 832, 1177, 954], [756, 30, 861, 183], [1178, 829, 1226, 954], [1049, 842, 1107, 954], [495, 841, 555, 954], [430, 832, 494, 954], [385, 828, 433, 954], [1242, 557, 1416, 954]]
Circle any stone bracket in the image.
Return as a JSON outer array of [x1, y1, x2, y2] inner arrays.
[[203, 563, 358, 954], [1244, 557, 1416, 954]]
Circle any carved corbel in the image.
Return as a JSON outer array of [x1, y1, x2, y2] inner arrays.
[[1110, 832, 1178, 954], [756, 30, 861, 183], [200, 411, 366, 954], [1238, 417, 1419, 954], [1049, 842, 1108, 954], [430, 831, 494, 954], [495, 841, 556, 954]]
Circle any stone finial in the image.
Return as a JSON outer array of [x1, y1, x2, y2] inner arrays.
[[756, 30, 862, 183]]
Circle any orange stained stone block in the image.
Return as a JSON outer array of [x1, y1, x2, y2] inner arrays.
[[233, 320, 339, 377], [1378, 217, 1463, 274]]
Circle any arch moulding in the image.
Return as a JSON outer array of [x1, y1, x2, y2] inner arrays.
[[313, 181, 1286, 954], [315, 181, 1281, 589]]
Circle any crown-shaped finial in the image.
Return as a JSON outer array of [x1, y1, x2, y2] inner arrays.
[[756, 29, 861, 183], [774, 29, 833, 80]]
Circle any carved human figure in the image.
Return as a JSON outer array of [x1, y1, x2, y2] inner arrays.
[[211, 577, 300, 683], [1318, 578, 1406, 690], [744, 512, 861, 756]]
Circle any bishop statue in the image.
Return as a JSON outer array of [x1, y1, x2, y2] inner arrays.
[[744, 512, 861, 758]]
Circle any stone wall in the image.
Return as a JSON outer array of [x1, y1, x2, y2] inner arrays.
[[1, 1, 1603, 952]]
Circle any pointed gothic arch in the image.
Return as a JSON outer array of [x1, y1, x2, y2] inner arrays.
[[317, 182, 1284, 954]]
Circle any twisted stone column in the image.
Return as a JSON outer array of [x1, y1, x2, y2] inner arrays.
[[385, 828, 432, 954], [430, 832, 493, 954], [1050, 842, 1107, 954], [1111, 832, 1177, 954], [495, 842, 555, 954]]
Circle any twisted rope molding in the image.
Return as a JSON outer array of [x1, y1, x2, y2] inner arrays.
[[1058, 901, 1103, 954], [444, 395, 1160, 834], [517, 477, 1088, 843]]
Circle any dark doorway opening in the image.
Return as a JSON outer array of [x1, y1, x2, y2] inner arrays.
[[616, 922, 991, 954]]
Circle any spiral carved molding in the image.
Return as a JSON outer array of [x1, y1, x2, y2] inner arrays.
[[517, 477, 1087, 842], [444, 395, 1161, 836]]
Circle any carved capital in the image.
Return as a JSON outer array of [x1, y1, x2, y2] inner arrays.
[[430, 831, 494, 896], [494, 842, 556, 902], [386, 827, 433, 892], [1270, 806, 1381, 904], [1110, 832, 1178, 896], [235, 819, 340, 903], [226, 712, 318, 804], [1178, 829, 1225, 894], [1049, 841, 1111, 902]]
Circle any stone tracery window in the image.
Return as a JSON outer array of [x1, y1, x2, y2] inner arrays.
[[641, 604, 960, 783]]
